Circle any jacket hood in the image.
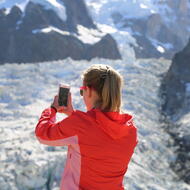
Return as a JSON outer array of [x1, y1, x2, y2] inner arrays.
[[92, 108, 136, 140]]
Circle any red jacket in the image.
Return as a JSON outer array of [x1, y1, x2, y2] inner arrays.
[[35, 107, 138, 190]]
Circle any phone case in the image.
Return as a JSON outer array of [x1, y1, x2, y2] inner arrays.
[[58, 84, 70, 107]]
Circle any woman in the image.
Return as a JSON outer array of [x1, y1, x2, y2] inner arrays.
[[35, 64, 138, 190]]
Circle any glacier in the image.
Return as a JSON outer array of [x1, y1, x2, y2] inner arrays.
[[1, 50, 190, 189]]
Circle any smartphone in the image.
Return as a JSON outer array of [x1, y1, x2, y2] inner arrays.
[[58, 84, 70, 107]]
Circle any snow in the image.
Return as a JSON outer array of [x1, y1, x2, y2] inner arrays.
[[32, 25, 104, 44], [84, 0, 175, 52], [32, 26, 70, 36], [75, 25, 104, 44], [157, 46, 165, 53], [96, 23, 118, 34], [85, 0, 168, 21], [0, 0, 67, 21], [84, 0, 144, 49], [75, 24, 134, 45], [150, 37, 174, 51], [16, 20, 23, 30], [36, 0, 67, 21], [140, 3, 149, 9]]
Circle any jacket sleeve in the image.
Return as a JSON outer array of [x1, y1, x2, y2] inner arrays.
[[35, 107, 80, 146]]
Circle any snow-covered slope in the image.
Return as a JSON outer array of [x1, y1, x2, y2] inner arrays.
[[85, 0, 169, 21], [0, 0, 67, 21], [85, 0, 190, 59]]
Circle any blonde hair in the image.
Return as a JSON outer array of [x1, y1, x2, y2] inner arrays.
[[81, 64, 123, 112]]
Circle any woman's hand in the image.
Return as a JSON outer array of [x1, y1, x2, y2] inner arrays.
[[51, 92, 74, 116]]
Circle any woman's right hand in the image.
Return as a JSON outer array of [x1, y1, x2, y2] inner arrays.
[[51, 92, 74, 116]]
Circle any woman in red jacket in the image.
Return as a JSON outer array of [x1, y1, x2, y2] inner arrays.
[[35, 64, 138, 190]]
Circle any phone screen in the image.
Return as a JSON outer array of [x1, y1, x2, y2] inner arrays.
[[58, 87, 70, 106]]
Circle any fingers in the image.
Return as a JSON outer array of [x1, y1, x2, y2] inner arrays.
[[54, 95, 58, 101], [53, 92, 73, 115], [67, 92, 72, 105], [51, 95, 59, 109]]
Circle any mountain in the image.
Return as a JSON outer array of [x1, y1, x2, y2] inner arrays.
[[160, 38, 190, 184], [0, 0, 121, 64], [1, 1, 190, 189], [85, 0, 190, 59], [1, 0, 189, 63]]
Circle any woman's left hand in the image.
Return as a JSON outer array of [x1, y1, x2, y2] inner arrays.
[[51, 92, 74, 116]]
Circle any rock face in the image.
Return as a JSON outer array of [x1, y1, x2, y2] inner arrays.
[[160, 38, 190, 184], [0, 0, 121, 64], [63, 0, 96, 32], [161, 39, 190, 116], [112, 0, 190, 59], [121, 15, 185, 59], [85, 34, 121, 60]]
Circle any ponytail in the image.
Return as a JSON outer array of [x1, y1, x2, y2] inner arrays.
[[82, 64, 123, 112]]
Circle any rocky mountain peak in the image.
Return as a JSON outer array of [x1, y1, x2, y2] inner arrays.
[[63, 0, 96, 32], [0, 0, 121, 64]]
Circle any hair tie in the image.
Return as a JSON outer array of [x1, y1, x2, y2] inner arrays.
[[100, 73, 107, 79], [100, 66, 111, 79], [106, 66, 111, 76]]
